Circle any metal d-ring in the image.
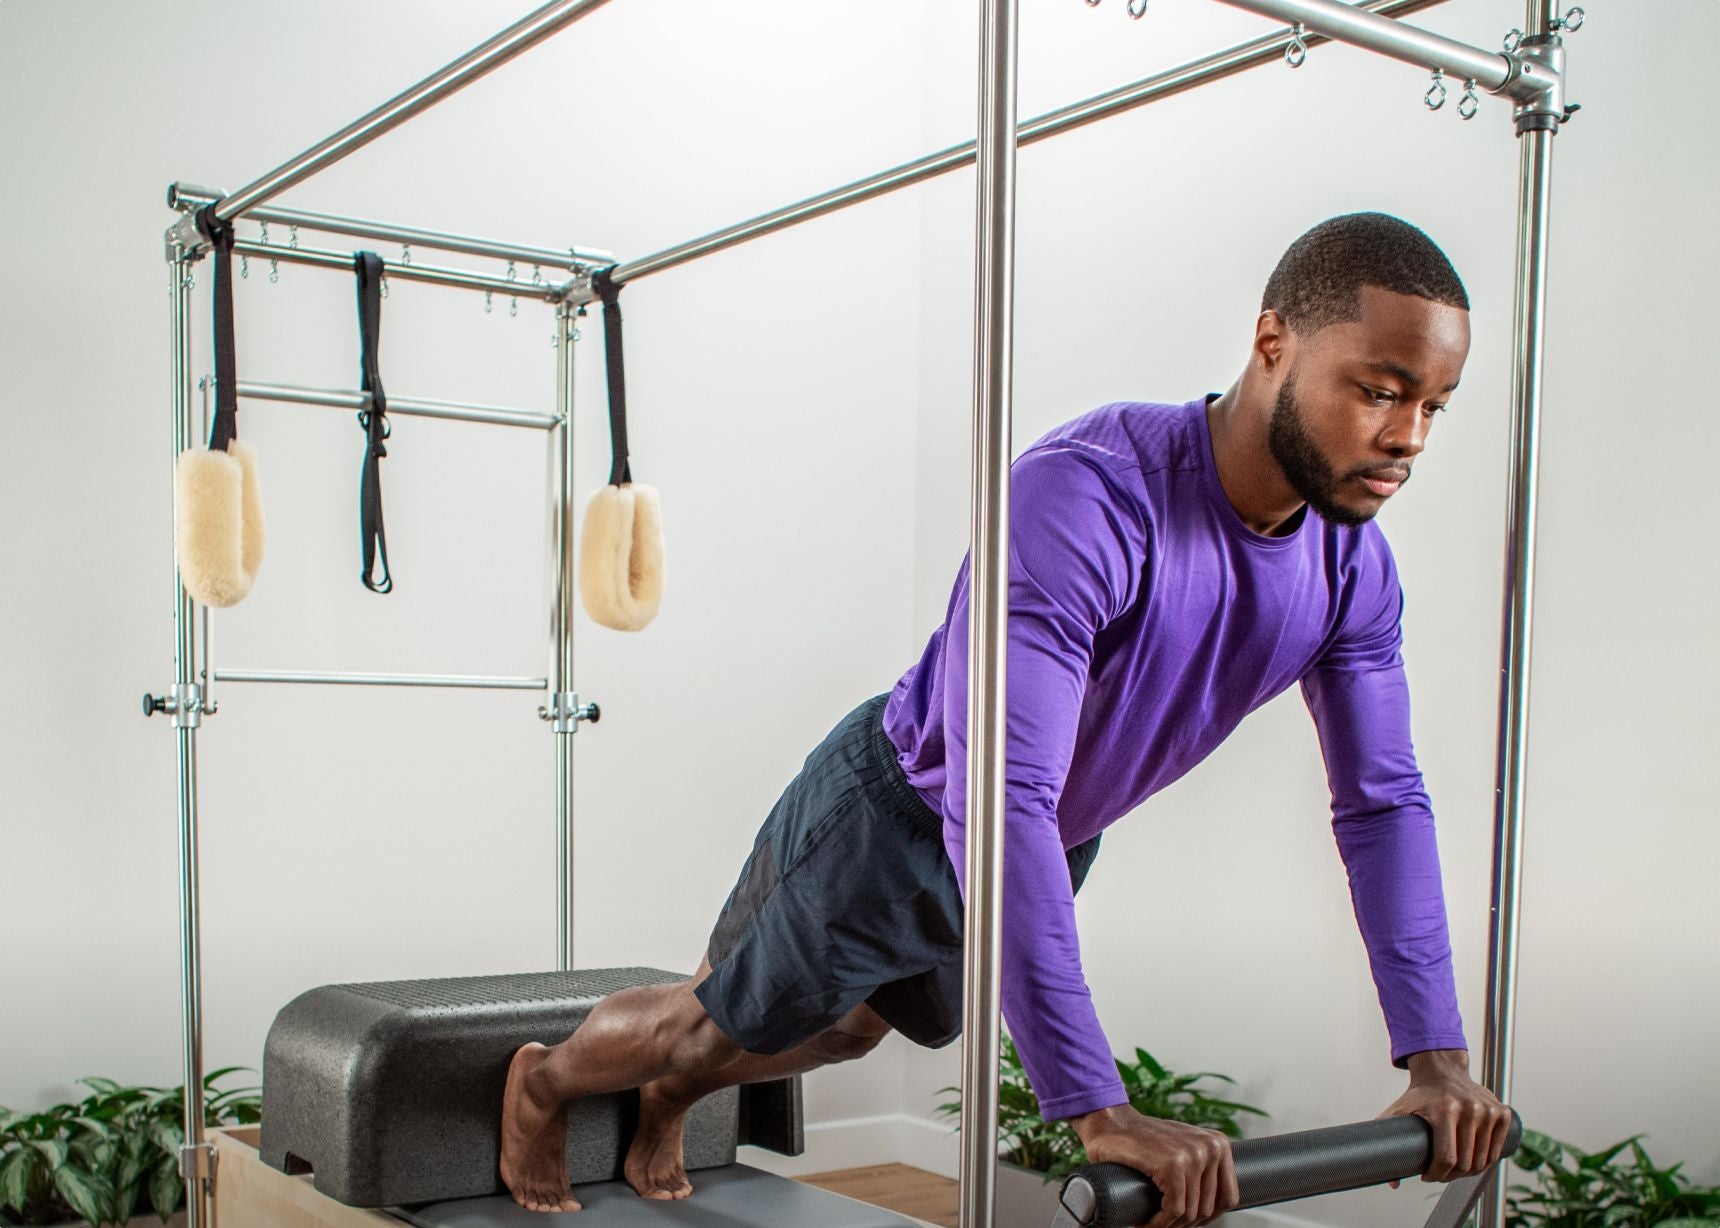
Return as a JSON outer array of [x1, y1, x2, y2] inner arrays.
[[1127, 0, 1148, 18], [1554, 6, 1584, 32], [1084, 0, 1101, 7], [1425, 67, 1448, 111], [484, 290, 493, 314], [1286, 22, 1309, 68], [1503, 27, 1523, 52], [1458, 79, 1480, 120]]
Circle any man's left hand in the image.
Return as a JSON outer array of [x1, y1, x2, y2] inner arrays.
[[1378, 1049, 1514, 1183]]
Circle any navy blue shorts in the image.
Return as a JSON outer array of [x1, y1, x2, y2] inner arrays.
[[694, 694, 1100, 1053]]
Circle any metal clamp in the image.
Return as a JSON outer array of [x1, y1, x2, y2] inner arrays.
[[1506, 34, 1570, 134], [178, 1141, 217, 1180], [142, 683, 214, 725], [538, 691, 601, 734]]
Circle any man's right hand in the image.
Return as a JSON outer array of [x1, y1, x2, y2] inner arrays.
[[1068, 1105, 1239, 1228]]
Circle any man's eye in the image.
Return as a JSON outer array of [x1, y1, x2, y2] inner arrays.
[[1362, 386, 1394, 404], [1424, 403, 1448, 416]]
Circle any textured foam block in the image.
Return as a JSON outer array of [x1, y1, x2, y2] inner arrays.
[[259, 968, 802, 1208], [398, 1164, 921, 1227]]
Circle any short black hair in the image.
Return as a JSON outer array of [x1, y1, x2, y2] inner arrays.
[[1262, 212, 1468, 335]]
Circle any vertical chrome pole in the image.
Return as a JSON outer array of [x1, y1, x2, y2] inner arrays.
[[958, 0, 1018, 1224], [551, 301, 579, 971], [1479, 4, 1558, 1223], [169, 245, 213, 1228]]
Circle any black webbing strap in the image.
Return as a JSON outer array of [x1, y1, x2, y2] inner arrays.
[[354, 252, 393, 594], [193, 207, 239, 453], [593, 267, 632, 487]]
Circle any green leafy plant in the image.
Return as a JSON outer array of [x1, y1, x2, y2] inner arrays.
[[936, 1036, 1267, 1183], [1506, 1129, 1720, 1227], [0, 1069, 260, 1227]]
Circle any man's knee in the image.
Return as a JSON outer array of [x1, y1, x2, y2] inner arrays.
[[657, 985, 741, 1074], [807, 1006, 892, 1064]]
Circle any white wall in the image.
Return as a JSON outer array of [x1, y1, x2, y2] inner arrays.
[[3, 2, 1716, 1225], [0, 0, 935, 1132]]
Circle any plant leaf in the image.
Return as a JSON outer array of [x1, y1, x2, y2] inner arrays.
[[28, 1139, 70, 1170], [53, 1162, 116, 1226], [149, 1156, 183, 1222], [1, 1146, 39, 1213]]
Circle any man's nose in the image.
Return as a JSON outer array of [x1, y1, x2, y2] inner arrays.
[[1379, 405, 1430, 459]]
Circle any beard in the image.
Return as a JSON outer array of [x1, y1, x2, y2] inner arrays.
[[1267, 373, 1403, 528]]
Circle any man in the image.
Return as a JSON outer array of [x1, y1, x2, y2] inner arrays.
[[498, 213, 1515, 1228]]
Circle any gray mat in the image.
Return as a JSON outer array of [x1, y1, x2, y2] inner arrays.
[[396, 1164, 920, 1228]]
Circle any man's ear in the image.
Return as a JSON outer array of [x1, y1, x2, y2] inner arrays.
[[1253, 309, 1291, 375]]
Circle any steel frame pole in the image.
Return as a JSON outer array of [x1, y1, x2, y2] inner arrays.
[[230, 238, 556, 300], [611, 0, 1449, 287], [550, 302, 580, 971], [238, 381, 559, 431], [1479, 9, 1560, 1224], [205, 0, 613, 224], [168, 245, 213, 1228], [958, 0, 1018, 1224], [168, 183, 611, 272], [1212, 0, 1520, 94]]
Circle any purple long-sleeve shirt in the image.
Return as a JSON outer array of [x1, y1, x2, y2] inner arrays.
[[882, 397, 1466, 1121]]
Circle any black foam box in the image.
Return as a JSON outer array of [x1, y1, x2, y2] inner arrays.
[[258, 968, 803, 1207]]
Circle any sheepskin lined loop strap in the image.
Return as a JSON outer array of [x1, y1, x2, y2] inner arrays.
[[176, 206, 266, 609], [354, 251, 393, 594], [593, 267, 631, 487], [193, 207, 239, 453]]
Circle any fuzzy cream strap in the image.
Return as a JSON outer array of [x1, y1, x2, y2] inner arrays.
[[174, 207, 264, 608], [175, 440, 265, 608], [579, 483, 664, 632]]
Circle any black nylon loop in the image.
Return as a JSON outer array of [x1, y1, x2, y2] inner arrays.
[[354, 251, 392, 594], [593, 267, 632, 487], [194, 207, 240, 454]]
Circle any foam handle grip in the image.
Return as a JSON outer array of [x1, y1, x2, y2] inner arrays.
[[1053, 1112, 1523, 1227]]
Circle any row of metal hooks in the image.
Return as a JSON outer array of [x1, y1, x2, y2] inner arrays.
[[187, 226, 576, 348], [1087, 1, 1583, 123]]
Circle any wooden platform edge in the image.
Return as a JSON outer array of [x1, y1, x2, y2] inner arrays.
[[211, 1127, 399, 1228], [209, 1126, 938, 1228]]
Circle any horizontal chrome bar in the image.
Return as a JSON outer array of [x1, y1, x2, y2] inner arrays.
[[1215, 0, 1514, 93], [168, 184, 610, 272], [239, 380, 559, 430], [612, 0, 1448, 285], [212, 0, 615, 221], [213, 669, 549, 691], [231, 238, 560, 300]]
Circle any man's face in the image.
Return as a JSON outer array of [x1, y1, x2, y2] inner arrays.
[[1267, 285, 1471, 527]]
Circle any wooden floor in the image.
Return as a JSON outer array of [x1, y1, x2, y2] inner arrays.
[[801, 1164, 959, 1228]]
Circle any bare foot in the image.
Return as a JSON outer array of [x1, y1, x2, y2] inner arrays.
[[499, 1042, 581, 1213], [623, 1080, 694, 1200]]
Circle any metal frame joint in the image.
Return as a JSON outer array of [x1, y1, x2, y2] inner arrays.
[[539, 691, 600, 734], [1501, 35, 1569, 133], [177, 1141, 217, 1181], [172, 683, 205, 728]]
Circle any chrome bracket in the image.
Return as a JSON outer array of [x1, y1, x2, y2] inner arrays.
[[1501, 35, 1569, 133], [538, 691, 600, 734], [165, 213, 209, 261], [178, 1141, 217, 1181], [558, 271, 599, 307], [172, 682, 205, 729]]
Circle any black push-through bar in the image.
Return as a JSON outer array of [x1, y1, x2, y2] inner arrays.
[[1050, 1112, 1524, 1227]]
